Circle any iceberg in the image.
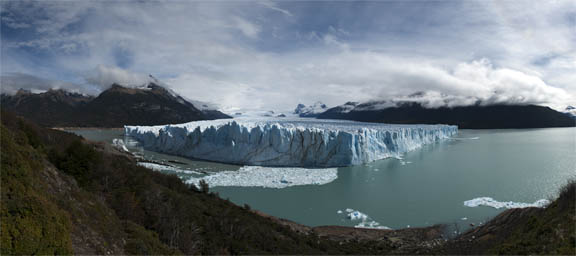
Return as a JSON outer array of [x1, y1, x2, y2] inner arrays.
[[338, 208, 391, 229], [464, 197, 550, 209], [125, 118, 457, 167], [137, 162, 202, 175], [186, 166, 338, 188]]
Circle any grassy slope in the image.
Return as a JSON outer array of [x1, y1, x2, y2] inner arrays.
[[492, 182, 575, 254], [441, 181, 575, 255], [1, 114, 178, 255], [0, 125, 73, 255]]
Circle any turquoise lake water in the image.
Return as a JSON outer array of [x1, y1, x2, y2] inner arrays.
[[69, 127, 575, 231]]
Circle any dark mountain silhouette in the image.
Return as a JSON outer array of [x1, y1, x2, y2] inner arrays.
[[318, 102, 575, 129], [0, 89, 94, 127], [1, 83, 231, 127]]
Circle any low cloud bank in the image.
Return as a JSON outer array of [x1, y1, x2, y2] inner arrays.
[[82, 65, 153, 90], [1, 58, 573, 112], [0, 72, 86, 95]]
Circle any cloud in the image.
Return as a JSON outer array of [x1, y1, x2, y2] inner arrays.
[[159, 50, 572, 111], [83, 65, 150, 89], [0, 72, 97, 95], [259, 0, 293, 17], [1, 0, 574, 111], [1, 16, 31, 29], [233, 17, 261, 39]]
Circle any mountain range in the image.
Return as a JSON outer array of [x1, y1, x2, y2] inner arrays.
[[1, 82, 230, 127], [317, 101, 575, 129]]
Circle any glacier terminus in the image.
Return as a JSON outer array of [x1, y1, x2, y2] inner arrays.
[[125, 119, 458, 167]]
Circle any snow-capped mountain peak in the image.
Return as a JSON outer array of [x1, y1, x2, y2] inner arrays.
[[564, 105, 576, 118], [294, 101, 329, 117]]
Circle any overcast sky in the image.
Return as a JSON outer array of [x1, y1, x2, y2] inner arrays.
[[1, 0, 575, 112]]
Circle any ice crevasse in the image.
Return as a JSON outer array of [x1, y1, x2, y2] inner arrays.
[[125, 118, 457, 167]]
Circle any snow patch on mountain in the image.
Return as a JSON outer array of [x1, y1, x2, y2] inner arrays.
[[563, 105, 576, 118], [294, 102, 329, 117]]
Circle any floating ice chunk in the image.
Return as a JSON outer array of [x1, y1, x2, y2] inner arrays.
[[461, 217, 468, 220], [451, 137, 480, 140], [337, 210, 343, 214], [355, 221, 391, 230], [464, 197, 550, 209], [112, 138, 129, 152], [186, 166, 337, 188], [126, 118, 457, 167], [339, 208, 391, 230], [347, 210, 368, 221], [137, 162, 201, 175]]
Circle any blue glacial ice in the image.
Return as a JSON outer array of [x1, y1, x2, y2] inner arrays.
[[125, 118, 457, 167]]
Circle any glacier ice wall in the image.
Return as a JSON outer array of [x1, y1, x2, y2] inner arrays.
[[125, 118, 457, 167]]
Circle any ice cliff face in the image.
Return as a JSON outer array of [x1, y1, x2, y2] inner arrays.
[[125, 119, 457, 167]]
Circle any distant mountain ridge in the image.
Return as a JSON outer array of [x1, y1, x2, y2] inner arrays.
[[318, 101, 575, 129], [294, 102, 329, 117], [564, 105, 576, 119], [1, 82, 231, 127]]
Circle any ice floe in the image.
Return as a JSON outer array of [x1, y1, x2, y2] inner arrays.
[[112, 138, 129, 152], [463, 197, 550, 209], [338, 208, 391, 230], [186, 166, 338, 188], [400, 160, 412, 165], [137, 162, 201, 175], [451, 137, 480, 140]]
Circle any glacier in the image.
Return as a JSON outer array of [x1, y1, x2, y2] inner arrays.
[[125, 118, 457, 167]]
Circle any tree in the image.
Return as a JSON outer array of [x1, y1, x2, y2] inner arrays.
[[199, 180, 209, 194]]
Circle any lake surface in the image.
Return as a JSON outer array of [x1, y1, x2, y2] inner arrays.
[[68, 127, 575, 231]]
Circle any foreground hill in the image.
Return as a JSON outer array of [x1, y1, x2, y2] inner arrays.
[[1, 112, 573, 254], [0, 83, 230, 127], [318, 102, 575, 129], [0, 112, 442, 254], [440, 180, 575, 254]]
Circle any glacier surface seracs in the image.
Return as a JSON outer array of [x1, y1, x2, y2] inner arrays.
[[125, 118, 457, 167]]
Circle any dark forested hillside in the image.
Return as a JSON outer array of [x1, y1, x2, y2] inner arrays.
[[0, 83, 231, 128], [318, 103, 576, 129]]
